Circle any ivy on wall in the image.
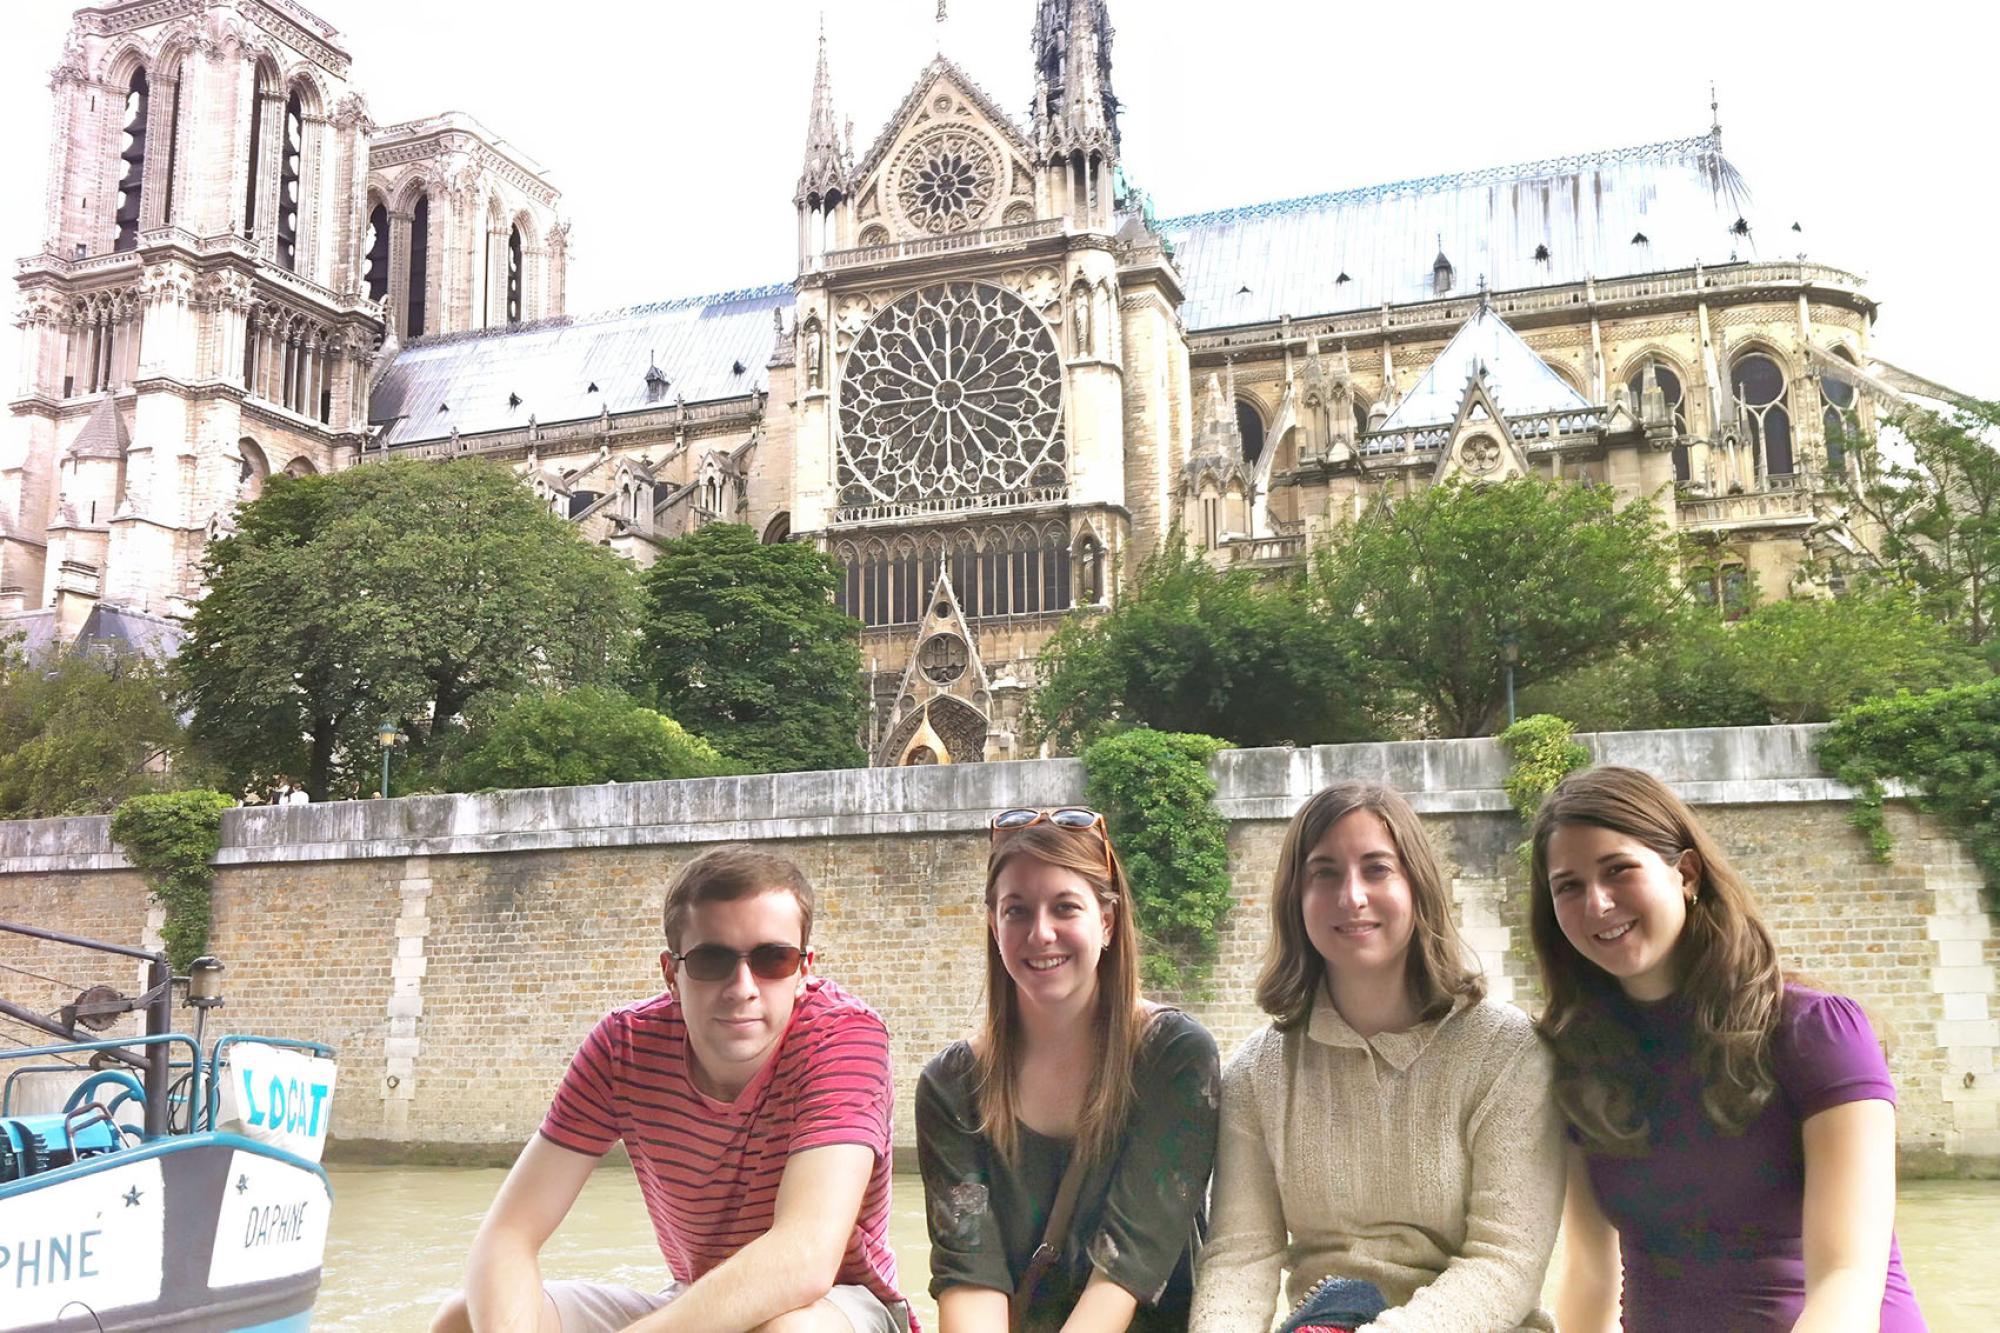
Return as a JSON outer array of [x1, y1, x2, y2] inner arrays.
[[109, 789, 233, 971], [1817, 678, 2000, 917], [1498, 714, 1592, 822], [1080, 729, 1232, 995]]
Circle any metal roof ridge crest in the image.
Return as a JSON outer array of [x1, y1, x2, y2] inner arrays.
[[401, 282, 795, 350], [1156, 126, 1727, 231]]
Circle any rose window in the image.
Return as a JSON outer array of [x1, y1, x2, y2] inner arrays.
[[1460, 434, 1503, 476], [838, 281, 1066, 509], [895, 130, 998, 235], [919, 634, 968, 685]]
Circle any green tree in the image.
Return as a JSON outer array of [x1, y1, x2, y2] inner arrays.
[[446, 687, 734, 791], [1722, 586, 1978, 723], [636, 524, 867, 773], [180, 459, 640, 800], [1838, 400, 2000, 648], [1311, 478, 1679, 737], [1028, 538, 1372, 750], [0, 639, 195, 816], [1524, 588, 1978, 730]]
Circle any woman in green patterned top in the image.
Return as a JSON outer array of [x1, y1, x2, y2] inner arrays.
[[917, 808, 1220, 1333]]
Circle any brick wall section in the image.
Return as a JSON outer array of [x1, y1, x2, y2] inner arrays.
[[2, 727, 1994, 1168]]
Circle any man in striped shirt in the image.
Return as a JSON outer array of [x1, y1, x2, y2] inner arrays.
[[432, 846, 910, 1333]]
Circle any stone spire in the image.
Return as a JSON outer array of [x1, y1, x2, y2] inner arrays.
[[1032, 0, 1120, 159], [795, 18, 849, 207]]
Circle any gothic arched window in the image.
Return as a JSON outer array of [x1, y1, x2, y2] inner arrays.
[[407, 195, 430, 337], [1237, 400, 1266, 465], [114, 68, 150, 253], [276, 88, 304, 271], [1731, 353, 1794, 483], [363, 203, 390, 301], [1821, 350, 1860, 475], [1627, 357, 1690, 481], [507, 225, 523, 324]]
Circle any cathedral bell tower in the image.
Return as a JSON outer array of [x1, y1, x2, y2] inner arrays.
[[3, 1, 381, 632], [789, 1, 1188, 763]]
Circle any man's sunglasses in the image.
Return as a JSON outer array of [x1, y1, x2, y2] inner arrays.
[[990, 807, 1116, 877], [667, 944, 806, 982]]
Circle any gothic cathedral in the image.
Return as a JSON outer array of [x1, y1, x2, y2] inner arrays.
[[3, 0, 1964, 764]]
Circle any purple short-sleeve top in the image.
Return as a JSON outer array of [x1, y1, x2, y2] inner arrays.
[[1582, 985, 1925, 1330]]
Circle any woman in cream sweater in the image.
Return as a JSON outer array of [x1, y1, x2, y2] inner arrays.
[[1190, 782, 1564, 1333]]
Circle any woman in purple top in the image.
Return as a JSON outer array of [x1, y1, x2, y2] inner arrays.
[[1526, 766, 1925, 1332]]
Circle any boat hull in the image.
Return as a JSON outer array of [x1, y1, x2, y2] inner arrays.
[[0, 1133, 328, 1332]]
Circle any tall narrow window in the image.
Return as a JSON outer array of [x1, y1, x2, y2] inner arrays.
[[1237, 400, 1266, 464], [114, 69, 149, 252], [363, 204, 390, 301], [1820, 353, 1860, 475], [1731, 354, 1794, 482], [507, 225, 523, 324], [276, 88, 303, 271], [244, 76, 266, 235], [162, 71, 182, 224], [406, 195, 429, 337]]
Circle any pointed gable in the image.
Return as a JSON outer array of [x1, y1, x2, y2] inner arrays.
[[1381, 306, 1590, 432], [850, 58, 1038, 243], [1433, 370, 1534, 484], [875, 568, 993, 766]]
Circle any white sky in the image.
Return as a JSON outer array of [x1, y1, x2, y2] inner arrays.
[[3, 0, 1997, 399]]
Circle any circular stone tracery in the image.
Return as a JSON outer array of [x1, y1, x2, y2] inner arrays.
[[895, 129, 999, 235], [837, 280, 1066, 508]]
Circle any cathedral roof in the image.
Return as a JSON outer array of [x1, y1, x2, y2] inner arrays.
[[1157, 127, 1757, 330], [0, 603, 186, 660], [1380, 305, 1593, 431], [370, 284, 792, 447]]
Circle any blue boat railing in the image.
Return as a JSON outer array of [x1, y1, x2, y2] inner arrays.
[[0, 1032, 202, 1141]]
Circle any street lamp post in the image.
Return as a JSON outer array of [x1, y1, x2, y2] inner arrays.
[[376, 720, 400, 798], [1500, 633, 1521, 729]]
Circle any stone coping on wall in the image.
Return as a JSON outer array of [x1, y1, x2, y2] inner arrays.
[[0, 724, 1875, 875]]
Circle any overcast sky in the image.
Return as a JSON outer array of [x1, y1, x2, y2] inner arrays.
[[3, 0, 1996, 398]]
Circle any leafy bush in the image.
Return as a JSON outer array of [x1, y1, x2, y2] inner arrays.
[[1080, 729, 1233, 994], [447, 687, 734, 791], [1818, 678, 2000, 916], [109, 789, 234, 970]]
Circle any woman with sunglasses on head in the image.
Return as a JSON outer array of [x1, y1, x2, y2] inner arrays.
[[1530, 766, 1924, 1331], [917, 807, 1221, 1333], [1191, 782, 1564, 1333]]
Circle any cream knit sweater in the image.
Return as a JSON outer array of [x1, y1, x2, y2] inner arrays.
[[1189, 993, 1564, 1333]]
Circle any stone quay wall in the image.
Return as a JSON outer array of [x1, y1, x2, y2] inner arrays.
[[1, 726, 1994, 1173]]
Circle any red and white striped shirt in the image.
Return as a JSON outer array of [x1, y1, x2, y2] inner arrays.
[[540, 977, 905, 1315]]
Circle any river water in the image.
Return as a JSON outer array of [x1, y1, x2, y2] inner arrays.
[[317, 1166, 1996, 1330]]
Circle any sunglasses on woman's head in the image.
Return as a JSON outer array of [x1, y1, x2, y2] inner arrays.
[[667, 943, 806, 982], [990, 807, 1116, 877]]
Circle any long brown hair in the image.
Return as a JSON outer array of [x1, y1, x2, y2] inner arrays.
[[973, 821, 1146, 1167], [1255, 782, 1485, 1031], [1528, 765, 1785, 1152]]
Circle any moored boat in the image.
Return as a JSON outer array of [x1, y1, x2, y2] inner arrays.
[[0, 922, 336, 1332]]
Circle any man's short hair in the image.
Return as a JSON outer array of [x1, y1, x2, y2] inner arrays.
[[661, 845, 815, 951]]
